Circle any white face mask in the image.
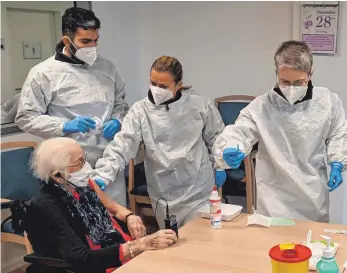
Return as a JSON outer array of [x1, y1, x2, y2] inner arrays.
[[75, 47, 97, 66], [279, 85, 307, 105], [68, 38, 97, 66], [68, 161, 93, 187], [150, 85, 174, 106]]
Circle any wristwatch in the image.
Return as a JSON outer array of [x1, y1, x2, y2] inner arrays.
[[125, 212, 135, 223]]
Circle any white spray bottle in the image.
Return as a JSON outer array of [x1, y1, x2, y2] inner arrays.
[[210, 186, 222, 229]]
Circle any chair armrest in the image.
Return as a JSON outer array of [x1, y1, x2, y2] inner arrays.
[[24, 253, 72, 269], [1, 201, 12, 210]]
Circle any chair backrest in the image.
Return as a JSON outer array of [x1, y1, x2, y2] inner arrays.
[[1, 141, 42, 200], [215, 95, 256, 125]]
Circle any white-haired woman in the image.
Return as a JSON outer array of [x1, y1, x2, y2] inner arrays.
[[27, 137, 177, 273]]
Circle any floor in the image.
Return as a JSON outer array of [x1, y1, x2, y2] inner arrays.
[[8, 265, 27, 273]]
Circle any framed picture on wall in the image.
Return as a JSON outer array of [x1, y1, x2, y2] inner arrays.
[[22, 41, 42, 59]]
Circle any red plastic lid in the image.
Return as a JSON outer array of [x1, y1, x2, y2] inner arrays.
[[269, 243, 312, 263]]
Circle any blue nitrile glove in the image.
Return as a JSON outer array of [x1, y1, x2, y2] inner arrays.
[[215, 169, 227, 189], [103, 119, 121, 140], [222, 146, 246, 169], [94, 178, 106, 191], [328, 162, 343, 192], [63, 116, 96, 134]]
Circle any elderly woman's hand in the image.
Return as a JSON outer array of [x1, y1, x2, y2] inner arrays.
[[127, 215, 146, 239], [143, 229, 177, 250]]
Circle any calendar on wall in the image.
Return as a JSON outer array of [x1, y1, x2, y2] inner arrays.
[[300, 2, 339, 54]]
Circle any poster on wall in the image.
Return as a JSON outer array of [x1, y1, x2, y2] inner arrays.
[[300, 3, 339, 54]]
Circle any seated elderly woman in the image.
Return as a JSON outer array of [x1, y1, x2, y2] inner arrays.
[[27, 137, 177, 273]]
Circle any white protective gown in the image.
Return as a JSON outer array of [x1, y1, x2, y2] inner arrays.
[[214, 86, 347, 222], [15, 54, 129, 206], [94, 91, 225, 228]]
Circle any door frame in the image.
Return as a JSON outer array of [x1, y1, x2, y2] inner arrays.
[[0, 1, 73, 101]]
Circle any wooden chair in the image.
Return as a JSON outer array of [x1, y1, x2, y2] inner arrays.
[[1, 141, 40, 254], [215, 95, 257, 214]]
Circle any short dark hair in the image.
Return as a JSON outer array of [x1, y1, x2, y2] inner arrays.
[[62, 7, 101, 38]]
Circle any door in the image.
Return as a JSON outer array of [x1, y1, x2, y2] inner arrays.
[[7, 8, 56, 93]]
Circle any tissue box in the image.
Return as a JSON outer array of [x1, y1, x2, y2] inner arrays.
[[198, 203, 242, 222]]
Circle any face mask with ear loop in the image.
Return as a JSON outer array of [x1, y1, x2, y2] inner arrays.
[[67, 38, 97, 66], [150, 82, 183, 106], [53, 161, 93, 187], [277, 74, 310, 105]]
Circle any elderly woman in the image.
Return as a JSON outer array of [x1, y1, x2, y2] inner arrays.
[[28, 137, 177, 273]]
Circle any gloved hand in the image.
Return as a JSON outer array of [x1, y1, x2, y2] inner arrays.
[[103, 119, 121, 140], [328, 162, 343, 192], [222, 146, 246, 169], [63, 116, 96, 134], [94, 178, 106, 191], [215, 169, 227, 189]]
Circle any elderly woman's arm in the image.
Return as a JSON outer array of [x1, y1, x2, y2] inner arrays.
[[90, 179, 146, 239], [38, 202, 176, 270]]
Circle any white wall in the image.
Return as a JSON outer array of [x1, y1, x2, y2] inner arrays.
[[94, 1, 347, 224], [94, 2, 142, 106], [94, 1, 293, 105], [0, 1, 73, 102]]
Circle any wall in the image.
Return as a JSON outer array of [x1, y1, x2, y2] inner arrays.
[[0, 1, 73, 102], [94, 1, 293, 105], [93, 2, 142, 106], [94, 1, 347, 224]]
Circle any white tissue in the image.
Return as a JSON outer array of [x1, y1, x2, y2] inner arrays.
[[246, 213, 271, 228]]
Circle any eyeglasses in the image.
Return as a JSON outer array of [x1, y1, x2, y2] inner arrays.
[[68, 153, 87, 168], [278, 78, 309, 87], [276, 73, 310, 87]]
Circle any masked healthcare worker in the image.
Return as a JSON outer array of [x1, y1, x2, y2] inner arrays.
[[93, 56, 226, 228], [15, 7, 129, 206], [214, 40, 347, 222]]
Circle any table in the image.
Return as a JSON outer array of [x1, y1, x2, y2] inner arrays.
[[115, 214, 347, 273]]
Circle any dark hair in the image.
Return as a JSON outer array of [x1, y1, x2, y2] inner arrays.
[[62, 7, 101, 38], [151, 56, 191, 90]]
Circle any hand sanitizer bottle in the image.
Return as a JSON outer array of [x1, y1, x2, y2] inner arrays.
[[210, 186, 222, 229], [317, 235, 339, 273]]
